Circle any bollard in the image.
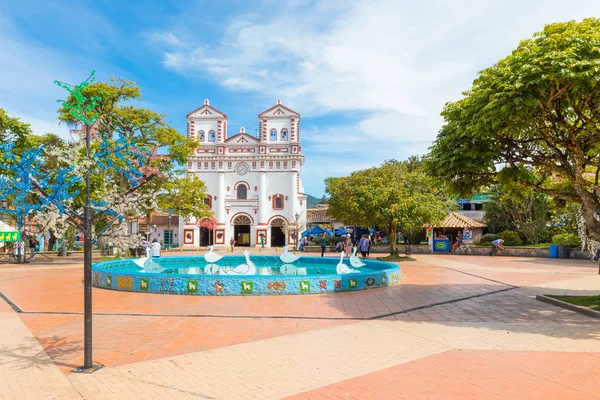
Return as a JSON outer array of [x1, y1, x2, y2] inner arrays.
[[196, 247, 199, 252], [165, 247, 168, 253], [275, 247, 278, 253], [259, 247, 262, 253], [180, 247, 183, 252]]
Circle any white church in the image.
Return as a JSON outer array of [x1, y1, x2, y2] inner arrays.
[[180, 99, 307, 248]]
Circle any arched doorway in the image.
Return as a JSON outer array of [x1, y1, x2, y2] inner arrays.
[[233, 215, 252, 246], [199, 227, 211, 246], [270, 218, 286, 247]]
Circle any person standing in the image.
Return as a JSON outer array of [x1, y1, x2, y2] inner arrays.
[[344, 234, 353, 257], [28, 236, 37, 260], [230, 237, 236, 253], [359, 234, 370, 259], [151, 238, 161, 258], [320, 233, 327, 257], [299, 236, 306, 251], [260, 234, 265, 249]]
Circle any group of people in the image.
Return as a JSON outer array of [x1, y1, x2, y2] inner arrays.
[[327, 233, 372, 259]]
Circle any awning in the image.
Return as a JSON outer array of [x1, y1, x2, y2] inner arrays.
[[301, 225, 333, 237]]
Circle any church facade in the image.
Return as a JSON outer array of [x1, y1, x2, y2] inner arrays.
[[180, 99, 307, 248]]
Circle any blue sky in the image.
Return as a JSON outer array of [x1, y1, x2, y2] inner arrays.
[[1, 0, 599, 196]]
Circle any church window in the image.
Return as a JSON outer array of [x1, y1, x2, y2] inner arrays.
[[273, 194, 284, 210], [199, 130, 205, 141], [204, 195, 213, 208], [237, 184, 248, 200], [281, 129, 288, 141], [270, 129, 277, 141], [209, 130, 216, 142]]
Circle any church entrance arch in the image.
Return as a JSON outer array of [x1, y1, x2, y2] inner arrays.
[[232, 214, 252, 246], [199, 227, 211, 246], [270, 217, 286, 248]]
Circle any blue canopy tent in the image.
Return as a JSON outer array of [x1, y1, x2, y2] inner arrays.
[[334, 229, 348, 236], [301, 225, 333, 237]]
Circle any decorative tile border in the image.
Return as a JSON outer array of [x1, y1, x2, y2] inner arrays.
[[92, 256, 400, 296]]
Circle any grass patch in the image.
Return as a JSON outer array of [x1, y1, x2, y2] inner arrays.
[[547, 295, 600, 311], [376, 255, 416, 262]]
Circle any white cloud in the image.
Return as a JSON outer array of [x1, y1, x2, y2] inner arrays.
[[0, 17, 83, 139], [152, 0, 600, 194]]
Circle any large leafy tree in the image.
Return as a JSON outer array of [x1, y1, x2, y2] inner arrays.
[[427, 18, 600, 241], [326, 160, 450, 255]]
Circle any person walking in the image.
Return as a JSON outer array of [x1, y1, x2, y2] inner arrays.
[[490, 238, 504, 256], [230, 237, 236, 253], [260, 234, 265, 249], [299, 236, 306, 251], [320, 233, 327, 257]]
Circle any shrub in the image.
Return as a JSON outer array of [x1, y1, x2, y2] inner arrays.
[[479, 233, 499, 244], [499, 230, 523, 246], [480, 241, 491, 246], [552, 233, 581, 248]]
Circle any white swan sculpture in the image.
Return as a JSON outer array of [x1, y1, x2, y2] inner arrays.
[[336, 252, 357, 274], [133, 256, 165, 273], [280, 245, 300, 264], [349, 247, 366, 268], [220, 250, 256, 275], [204, 245, 223, 263]]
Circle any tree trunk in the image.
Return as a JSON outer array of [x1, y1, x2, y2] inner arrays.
[[389, 225, 398, 256]]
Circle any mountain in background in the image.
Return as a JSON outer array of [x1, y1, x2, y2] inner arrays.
[[306, 194, 327, 208]]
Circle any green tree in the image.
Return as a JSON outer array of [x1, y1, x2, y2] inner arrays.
[[158, 175, 212, 221], [326, 160, 450, 255], [426, 18, 600, 242]]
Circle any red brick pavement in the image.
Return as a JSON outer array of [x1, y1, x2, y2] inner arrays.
[[2, 254, 598, 376], [286, 350, 600, 399]]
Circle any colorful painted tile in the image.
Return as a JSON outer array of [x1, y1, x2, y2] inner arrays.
[[105, 276, 112, 287], [140, 278, 149, 291], [349, 278, 358, 289], [187, 280, 198, 293], [319, 280, 327, 290], [160, 278, 174, 293], [382, 275, 387, 285], [241, 281, 254, 294], [117, 276, 133, 290], [299, 281, 310, 293], [334, 280, 341, 290]]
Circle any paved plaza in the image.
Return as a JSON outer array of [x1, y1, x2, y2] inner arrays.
[[0, 251, 599, 399]]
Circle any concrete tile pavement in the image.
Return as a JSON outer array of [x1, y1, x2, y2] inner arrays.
[[0, 312, 82, 399]]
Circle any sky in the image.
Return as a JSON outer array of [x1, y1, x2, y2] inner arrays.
[[1, 0, 599, 196]]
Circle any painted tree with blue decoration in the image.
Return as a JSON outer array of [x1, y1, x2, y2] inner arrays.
[[0, 71, 180, 371]]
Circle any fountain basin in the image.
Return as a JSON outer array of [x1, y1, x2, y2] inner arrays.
[[92, 255, 400, 296]]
